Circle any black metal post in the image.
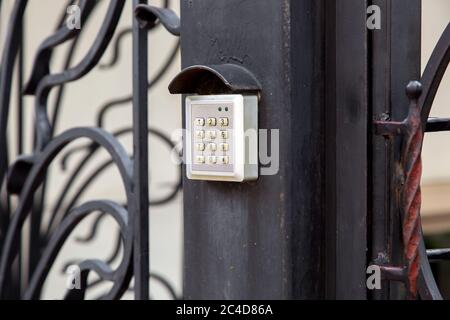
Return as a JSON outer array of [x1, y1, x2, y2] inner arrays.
[[181, 0, 422, 300], [132, 0, 149, 300], [181, 0, 326, 299], [324, 0, 370, 300]]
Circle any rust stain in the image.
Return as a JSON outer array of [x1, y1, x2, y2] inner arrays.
[[401, 82, 423, 299], [373, 81, 423, 299]]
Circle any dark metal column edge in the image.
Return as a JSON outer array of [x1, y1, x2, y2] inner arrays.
[[181, 0, 322, 299], [132, 0, 149, 300], [290, 0, 326, 299], [325, 0, 369, 299]]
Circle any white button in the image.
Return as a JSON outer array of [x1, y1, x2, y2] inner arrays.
[[196, 143, 205, 151], [220, 143, 229, 152], [219, 118, 229, 127], [196, 156, 205, 164], [207, 118, 217, 126], [209, 143, 217, 152], [219, 156, 229, 165], [207, 130, 217, 140], [220, 130, 228, 139], [195, 118, 205, 126], [208, 156, 217, 164], [196, 130, 205, 139]]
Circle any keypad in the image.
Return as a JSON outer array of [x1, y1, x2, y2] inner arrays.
[[193, 115, 231, 167], [186, 95, 258, 182]]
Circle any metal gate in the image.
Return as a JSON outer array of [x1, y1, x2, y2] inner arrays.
[[0, 0, 449, 300], [0, 0, 181, 300]]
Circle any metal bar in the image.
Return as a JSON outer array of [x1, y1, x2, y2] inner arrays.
[[0, 0, 28, 300], [0, 0, 28, 205], [415, 23, 450, 300], [17, 15, 24, 155], [370, 0, 393, 300], [388, 0, 422, 300], [379, 117, 450, 134], [324, 0, 337, 299], [326, 0, 368, 299], [426, 118, 450, 132], [420, 23, 450, 126], [379, 266, 406, 282], [132, 0, 149, 300], [12, 7, 24, 299], [374, 121, 406, 136], [418, 236, 443, 299], [427, 249, 450, 262]]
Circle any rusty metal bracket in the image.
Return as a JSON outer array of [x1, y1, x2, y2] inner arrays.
[[373, 81, 423, 299], [379, 266, 407, 282], [374, 120, 406, 137]]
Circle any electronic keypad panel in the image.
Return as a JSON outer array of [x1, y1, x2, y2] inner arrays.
[[185, 94, 258, 182]]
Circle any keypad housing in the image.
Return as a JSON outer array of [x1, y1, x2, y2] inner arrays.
[[185, 94, 259, 182]]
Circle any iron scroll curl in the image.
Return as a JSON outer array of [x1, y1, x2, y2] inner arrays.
[[0, 0, 182, 300]]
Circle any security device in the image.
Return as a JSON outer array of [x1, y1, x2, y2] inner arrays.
[[185, 94, 258, 182], [168, 64, 261, 182]]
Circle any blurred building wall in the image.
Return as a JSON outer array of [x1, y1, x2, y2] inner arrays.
[[422, 0, 450, 183]]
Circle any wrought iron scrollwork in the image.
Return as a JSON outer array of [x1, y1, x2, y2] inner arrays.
[[0, 0, 181, 300]]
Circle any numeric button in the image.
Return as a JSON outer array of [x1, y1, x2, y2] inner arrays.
[[208, 156, 217, 164], [219, 156, 229, 165], [196, 156, 205, 164], [196, 143, 205, 152], [207, 130, 217, 140], [196, 130, 205, 139], [195, 118, 205, 126], [220, 143, 229, 152], [219, 118, 229, 127], [209, 143, 217, 152], [207, 117, 217, 126]]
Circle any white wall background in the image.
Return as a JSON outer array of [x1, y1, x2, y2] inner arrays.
[[422, 0, 450, 183]]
